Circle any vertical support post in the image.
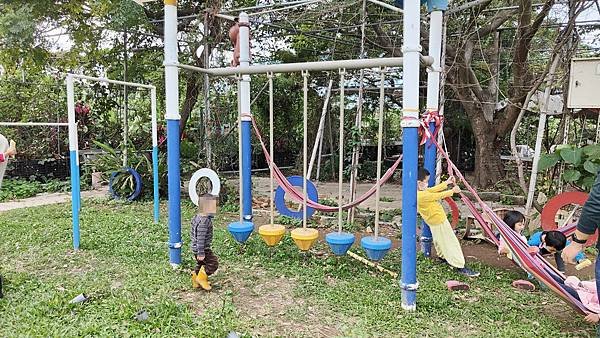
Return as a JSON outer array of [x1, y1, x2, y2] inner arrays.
[[164, 0, 181, 267], [66, 74, 80, 250], [151, 88, 160, 224], [526, 56, 561, 215], [239, 12, 253, 220], [435, 11, 448, 184], [421, 8, 444, 257], [203, 13, 212, 168], [400, 0, 422, 312], [123, 28, 129, 168]]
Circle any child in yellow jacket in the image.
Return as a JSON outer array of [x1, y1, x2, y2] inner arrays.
[[417, 168, 480, 277]]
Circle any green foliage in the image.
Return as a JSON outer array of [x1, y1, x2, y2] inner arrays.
[[275, 215, 302, 227], [538, 144, 600, 191], [0, 201, 595, 336], [0, 178, 69, 201], [91, 140, 167, 198]]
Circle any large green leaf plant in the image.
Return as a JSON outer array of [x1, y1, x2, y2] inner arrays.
[[538, 144, 600, 191]]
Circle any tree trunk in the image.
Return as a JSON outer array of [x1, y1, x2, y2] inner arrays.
[[179, 74, 201, 135], [472, 125, 504, 187]]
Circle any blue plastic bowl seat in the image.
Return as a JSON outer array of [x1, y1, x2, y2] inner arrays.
[[360, 236, 392, 261], [325, 232, 355, 256], [227, 221, 254, 243]]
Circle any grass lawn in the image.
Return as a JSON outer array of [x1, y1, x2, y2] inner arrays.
[[0, 199, 596, 337]]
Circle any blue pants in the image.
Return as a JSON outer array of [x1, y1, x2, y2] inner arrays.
[[546, 268, 581, 301]]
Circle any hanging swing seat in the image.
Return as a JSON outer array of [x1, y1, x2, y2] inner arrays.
[[290, 228, 319, 251], [227, 221, 254, 244], [360, 236, 392, 261], [258, 224, 286, 246], [325, 232, 355, 256]]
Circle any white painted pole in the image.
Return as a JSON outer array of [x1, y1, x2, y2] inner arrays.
[[426, 11, 443, 112], [526, 56, 561, 215], [307, 79, 333, 180]]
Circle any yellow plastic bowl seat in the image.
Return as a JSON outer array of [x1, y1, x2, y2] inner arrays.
[[290, 228, 319, 251], [258, 224, 286, 246]]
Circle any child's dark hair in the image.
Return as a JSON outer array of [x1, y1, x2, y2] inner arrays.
[[418, 168, 430, 181], [544, 230, 567, 251], [503, 210, 525, 231]]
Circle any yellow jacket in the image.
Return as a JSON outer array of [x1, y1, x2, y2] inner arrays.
[[417, 182, 455, 225]]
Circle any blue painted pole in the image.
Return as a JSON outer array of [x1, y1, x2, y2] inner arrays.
[[400, 0, 421, 311], [401, 128, 419, 310], [164, 0, 181, 266], [66, 75, 80, 250], [70, 152, 80, 250], [420, 121, 437, 257], [152, 146, 160, 224], [241, 120, 253, 219], [166, 121, 181, 264], [151, 88, 159, 224]]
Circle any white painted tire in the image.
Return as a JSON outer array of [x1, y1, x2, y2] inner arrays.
[[189, 168, 221, 206]]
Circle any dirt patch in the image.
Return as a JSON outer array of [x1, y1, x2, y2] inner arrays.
[[178, 265, 346, 337]]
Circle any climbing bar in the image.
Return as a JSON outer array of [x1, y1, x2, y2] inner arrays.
[[0, 122, 69, 127], [166, 55, 434, 76], [67, 74, 156, 90]]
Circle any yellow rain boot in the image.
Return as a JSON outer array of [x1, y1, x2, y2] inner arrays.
[[192, 272, 201, 289], [196, 266, 212, 291]]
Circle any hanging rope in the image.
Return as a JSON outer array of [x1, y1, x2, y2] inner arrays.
[[268, 72, 275, 227], [302, 70, 309, 228], [237, 78, 243, 223], [374, 68, 386, 240], [337, 69, 346, 234]]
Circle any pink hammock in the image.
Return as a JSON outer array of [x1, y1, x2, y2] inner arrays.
[[249, 116, 402, 212], [424, 125, 594, 315]]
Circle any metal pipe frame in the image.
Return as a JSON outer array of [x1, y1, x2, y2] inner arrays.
[[66, 72, 161, 252], [166, 56, 434, 76], [68, 73, 155, 90], [0, 122, 69, 127]]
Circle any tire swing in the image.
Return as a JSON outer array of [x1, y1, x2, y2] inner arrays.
[[109, 167, 143, 201], [188, 168, 221, 206]]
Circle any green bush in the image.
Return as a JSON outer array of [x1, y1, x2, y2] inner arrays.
[[538, 144, 600, 191], [0, 178, 70, 202]]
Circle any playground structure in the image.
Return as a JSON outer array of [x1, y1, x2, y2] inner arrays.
[[163, 0, 446, 311], [65, 73, 160, 249]]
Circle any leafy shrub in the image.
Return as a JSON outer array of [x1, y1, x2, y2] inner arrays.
[[0, 178, 70, 202], [538, 144, 600, 191]]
